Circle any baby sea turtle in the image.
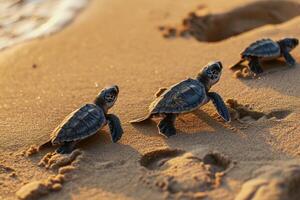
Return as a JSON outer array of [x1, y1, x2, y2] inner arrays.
[[39, 85, 123, 154], [130, 61, 230, 137], [231, 38, 298, 74]]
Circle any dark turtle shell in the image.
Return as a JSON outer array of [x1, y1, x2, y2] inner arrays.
[[51, 104, 106, 145], [241, 38, 281, 58], [149, 78, 207, 114]]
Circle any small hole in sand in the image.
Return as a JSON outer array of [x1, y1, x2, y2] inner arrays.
[[266, 110, 292, 120], [202, 152, 231, 172], [0, 164, 14, 174], [140, 149, 185, 170]]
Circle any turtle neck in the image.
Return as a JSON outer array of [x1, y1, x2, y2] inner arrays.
[[196, 73, 212, 92]]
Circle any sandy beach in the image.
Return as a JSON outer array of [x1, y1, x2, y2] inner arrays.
[[0, 0, 300, 199]]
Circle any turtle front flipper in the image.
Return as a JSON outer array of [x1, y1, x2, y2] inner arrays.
[[158, 114, 176, 138], [282, 50, 296, 66], [106, 114, 124, 143], [208, 92, 231, 122], [249, 57, 263, 74]]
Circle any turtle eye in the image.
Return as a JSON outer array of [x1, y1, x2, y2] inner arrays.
[[206, 69, 219, 80], [206, 69, 212, 76], [211, 70, 219, 79], [105, 93, 115, 102]]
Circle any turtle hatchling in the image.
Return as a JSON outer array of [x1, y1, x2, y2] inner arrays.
[[231, 38, 298, 74], [130, 61, 231, 137], [40, 85, 123, 154]]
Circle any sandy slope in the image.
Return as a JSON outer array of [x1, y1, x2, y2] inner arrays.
[[0, 0, 300, 199]]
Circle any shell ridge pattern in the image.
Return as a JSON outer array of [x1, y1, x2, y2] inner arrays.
[[150, 78, 206, 114], [51, 104, 106, 144], [242, 38, 280, 58]]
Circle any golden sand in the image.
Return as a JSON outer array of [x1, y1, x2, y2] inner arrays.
[[0, 0, 300, 199]]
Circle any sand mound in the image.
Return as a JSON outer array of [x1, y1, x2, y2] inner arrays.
[[159, 1, 300, 42], [235, 162, 300, 200], [16, 174, 65, 200], [140, 149, 231, 198]]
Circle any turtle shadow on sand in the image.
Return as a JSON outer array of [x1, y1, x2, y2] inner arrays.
[[191, 110, 230, 130], [162, 107, 290, 159], [231, 59, 300, 98], [159, 0, 300, 42], [75, 130, 115, 152], [131, 107, 236, 140], [230, 59, 296, 78], [131, 112, 218, 139], [131, 119, 164, 138], [24, 129, 115, 157]]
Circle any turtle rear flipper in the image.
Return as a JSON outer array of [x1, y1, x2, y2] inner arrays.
[[106, 114, 123, 143], [158, 114, 176, 138], [56, 142, 77, 154], [249, 57, 263, 74], [38, 140, 52, 150], [130, 114, 152, 123], [208, 92, 231, 122], [230, 58, 246, 70]]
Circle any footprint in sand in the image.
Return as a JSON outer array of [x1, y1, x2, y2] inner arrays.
[[159, 1, 300, 42], [38, 149, 82, 170], [139, 149, 232, 198], [235, 161, 300, 200], [226, 99, 291, 123]]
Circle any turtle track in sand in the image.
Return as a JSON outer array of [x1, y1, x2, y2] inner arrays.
[[16, 150, 82, 200], [139, 149, 232, 199], [159, 1, 300, 42], [226, 99, 292, 122]]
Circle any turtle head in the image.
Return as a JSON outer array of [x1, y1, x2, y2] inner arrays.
[[197, 61, 223, 90], [95, 85, 119, 111], [278, 38, 299, 52]]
